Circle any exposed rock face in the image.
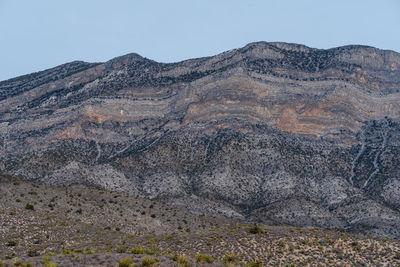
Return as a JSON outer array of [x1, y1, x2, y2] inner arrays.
[[1, 42, 400, 237]]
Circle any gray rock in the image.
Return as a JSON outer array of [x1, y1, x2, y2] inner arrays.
[[1, 41, 400, 237]]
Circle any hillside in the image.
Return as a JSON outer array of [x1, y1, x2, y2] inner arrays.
[[1, 175, 399, 266], [0, 42, 400, 238]]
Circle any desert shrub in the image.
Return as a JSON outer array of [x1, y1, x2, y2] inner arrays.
[[144, 234, 153, 239], [223, 253, 238, 264], [171, 253, 188, 264], [175, 255, 189, 265], [117, 245, 127, 253], [43, 256, 57, 267], [61, 249, 74, 255], [350, 241, 359, 247], [119, 257, 134, 267], [248, 224, 263, 234], [45, 252, 57, 256], [141, 257, 159, 266], [246, 258, 263, 267], [144, 248, 157, 255], [83, 249, 95, 255], [25, 203, 34, 210], [131, 246, 144, 254], [12, 258, 22, 266], [28, 250, 40, 257], [195, 253, 213, 263], [7, 240, 17, 246]]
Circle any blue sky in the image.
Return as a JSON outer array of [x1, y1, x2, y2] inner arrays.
[[0, 0, 399, 81]]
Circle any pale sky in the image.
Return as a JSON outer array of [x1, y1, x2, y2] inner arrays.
[[0, 0, 399, 81]]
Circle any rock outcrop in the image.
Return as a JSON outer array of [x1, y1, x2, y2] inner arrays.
[[1, 42, 400, 237]]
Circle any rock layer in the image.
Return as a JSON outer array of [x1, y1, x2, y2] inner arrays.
[[1, 42, 400, 237]]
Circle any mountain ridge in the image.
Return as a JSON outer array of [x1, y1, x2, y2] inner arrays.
[[1, 41, 400, 238], [2, 41, 399, 85]]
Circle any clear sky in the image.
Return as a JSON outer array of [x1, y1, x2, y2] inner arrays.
[[0, 0, 399, 81]]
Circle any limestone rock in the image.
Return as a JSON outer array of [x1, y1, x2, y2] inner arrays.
[[1, 42, 400, 237]]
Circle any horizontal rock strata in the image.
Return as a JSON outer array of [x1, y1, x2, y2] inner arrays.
[[1, 42, 400, 237]]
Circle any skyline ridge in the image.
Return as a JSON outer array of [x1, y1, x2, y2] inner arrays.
[[2, 40, 399, 83]]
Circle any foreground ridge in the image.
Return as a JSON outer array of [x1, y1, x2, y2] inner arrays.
[[1, 176, 399, 266]]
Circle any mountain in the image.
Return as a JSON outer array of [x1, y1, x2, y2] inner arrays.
[[1, 41, 400, 238]]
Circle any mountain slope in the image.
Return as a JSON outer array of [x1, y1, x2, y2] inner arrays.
[[1, 42, 400, 237], [1, 175, 399, 266]]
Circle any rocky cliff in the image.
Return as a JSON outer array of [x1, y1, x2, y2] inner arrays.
[[1, 42, 400, 237]]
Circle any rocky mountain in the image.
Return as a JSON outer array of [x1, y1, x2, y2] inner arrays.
[[1, 42, 400, 238]]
